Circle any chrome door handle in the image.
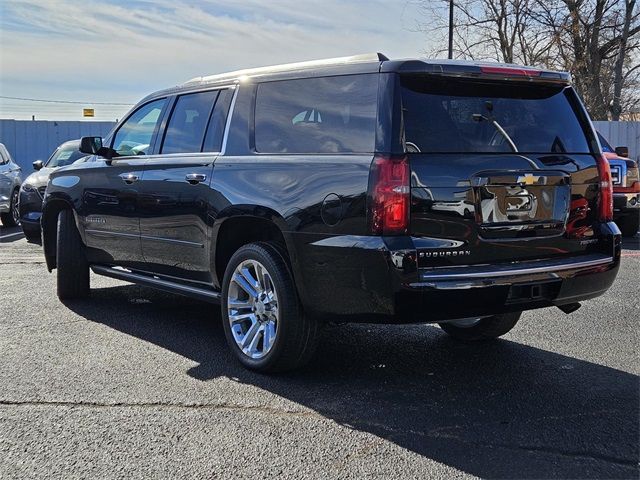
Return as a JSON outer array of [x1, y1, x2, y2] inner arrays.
[[185, 173, 206, 185], [120, 173, 139, 184]]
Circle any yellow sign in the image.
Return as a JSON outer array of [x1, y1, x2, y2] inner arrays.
[[83, 108, 95, 117]]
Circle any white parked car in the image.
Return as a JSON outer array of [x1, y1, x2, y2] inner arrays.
[[0, 143, 22, 226]]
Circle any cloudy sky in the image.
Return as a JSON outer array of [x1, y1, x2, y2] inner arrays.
[[0, 0, 434, 121]]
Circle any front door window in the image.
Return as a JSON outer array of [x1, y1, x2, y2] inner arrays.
[[112, 99, 166, 156]]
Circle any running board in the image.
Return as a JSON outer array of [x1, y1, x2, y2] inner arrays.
[[91, 265, 221, 303]]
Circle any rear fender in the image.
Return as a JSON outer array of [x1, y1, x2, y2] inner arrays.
[[211, 205, 306, 299]]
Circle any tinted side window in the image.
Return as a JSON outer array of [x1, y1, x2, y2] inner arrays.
[[162, 90, 219, 154], [113, 99, 166, 156], [203, 89, 234, 152], [255, 75, 378, 154]]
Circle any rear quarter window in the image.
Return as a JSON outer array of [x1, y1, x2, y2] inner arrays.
[[255, 74, 378, 154], [401, 76, 591, 154]]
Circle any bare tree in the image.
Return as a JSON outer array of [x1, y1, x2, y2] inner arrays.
[[534, 0, 640, 119], [416, 0, 640, 120], [611, 0, 639, 119], [417, 0, 549, 63]]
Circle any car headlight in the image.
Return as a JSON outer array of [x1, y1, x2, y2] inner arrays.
[[21, 183, 36, 193]]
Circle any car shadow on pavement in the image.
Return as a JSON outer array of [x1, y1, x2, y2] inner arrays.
[[0, 225, 25, 243], [621, 234, 639, 250], [66, 284, 639, 479]]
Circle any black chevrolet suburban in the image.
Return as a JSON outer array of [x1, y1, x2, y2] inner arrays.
[[41, 53, 621, 372]]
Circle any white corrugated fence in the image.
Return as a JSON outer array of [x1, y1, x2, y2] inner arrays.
[[592, 121, 640, 161], [0, 120, 116, 172]]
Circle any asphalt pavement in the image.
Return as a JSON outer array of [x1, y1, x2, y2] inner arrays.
[[0, 224, 638, 479]]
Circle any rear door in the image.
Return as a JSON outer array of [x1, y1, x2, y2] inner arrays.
[[138, 87, 234, 283], [81, 98, 167, 267], [400, 75, 603, 268]]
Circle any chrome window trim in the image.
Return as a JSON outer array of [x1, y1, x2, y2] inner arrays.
[[131, 152, 220, 161], [220, 86, 239, 156], [110, 85, 237, 161]]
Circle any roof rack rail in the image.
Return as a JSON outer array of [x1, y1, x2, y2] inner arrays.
[[182, 52, 389, 86]]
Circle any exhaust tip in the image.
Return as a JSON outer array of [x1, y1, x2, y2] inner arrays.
[[557, 302, 581, 314]]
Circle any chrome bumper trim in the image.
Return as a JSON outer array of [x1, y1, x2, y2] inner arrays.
[[418, 254, 614, 282]]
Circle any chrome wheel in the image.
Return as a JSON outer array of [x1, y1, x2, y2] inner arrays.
[[227, 259, 278, 359], [11, 189, 19, 225]]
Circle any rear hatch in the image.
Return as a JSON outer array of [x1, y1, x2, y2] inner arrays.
[[400, 74, 606, 268]]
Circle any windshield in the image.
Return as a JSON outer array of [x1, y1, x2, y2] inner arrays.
[[401, 76, 591, 154], [46, 144, 84, 168], [597, 132, 614, 153]]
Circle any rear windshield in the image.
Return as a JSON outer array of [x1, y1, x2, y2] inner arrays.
[[401, 76, 591, 154]]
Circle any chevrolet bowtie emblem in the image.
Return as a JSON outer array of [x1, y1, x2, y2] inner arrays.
[[517, 173, 541, 186]]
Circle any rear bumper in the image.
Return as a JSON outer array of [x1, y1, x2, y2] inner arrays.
[[293, 223, 621, 323], [402, 253, 618, 321]]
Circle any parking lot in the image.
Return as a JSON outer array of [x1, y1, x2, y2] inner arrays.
[[0, 225, 638, 479]]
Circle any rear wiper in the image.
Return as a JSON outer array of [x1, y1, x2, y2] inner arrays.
[[472, 101, 518, 153]]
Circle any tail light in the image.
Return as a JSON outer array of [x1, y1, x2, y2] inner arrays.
[[480, 66, 542, 77], [368, 155, 410, 235], [595, 154, 613, 222]]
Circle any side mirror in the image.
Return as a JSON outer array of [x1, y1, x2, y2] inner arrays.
[[33, 160, 44, 171], [79, 136, 103, 155], [615, 146, 629, 158]]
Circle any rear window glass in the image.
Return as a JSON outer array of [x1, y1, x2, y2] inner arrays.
[[162, 90, 219, 154], [401, 77, 590, 154], [203, 88, 234, 152], [255, 74, 378, 154]]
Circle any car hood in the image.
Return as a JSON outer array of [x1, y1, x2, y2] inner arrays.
[[603, 152, 629, 162], [23, 167, 56, 187]]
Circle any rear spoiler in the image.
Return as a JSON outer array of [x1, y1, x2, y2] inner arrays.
[[381, 60, 571, 84]]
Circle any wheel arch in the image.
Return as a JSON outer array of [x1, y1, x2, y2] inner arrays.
[[212, 206, 299, 291]]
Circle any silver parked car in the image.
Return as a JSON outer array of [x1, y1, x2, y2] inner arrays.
[[0, 143, 22, 227]]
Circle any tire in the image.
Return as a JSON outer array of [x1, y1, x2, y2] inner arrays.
[[22, 223, 41, 243], [221, 242, 318, 373], [23, 228, 41, 243], [439, 312, 521, 342], [0, 188, 19, 227], [618, 214, 639, 237], [56, 209, 90, 300]]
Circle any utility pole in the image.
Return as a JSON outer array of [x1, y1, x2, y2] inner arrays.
[[448, 0, 454, 59]]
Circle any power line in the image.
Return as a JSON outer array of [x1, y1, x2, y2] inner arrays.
[[0, 95, 134, 106]]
